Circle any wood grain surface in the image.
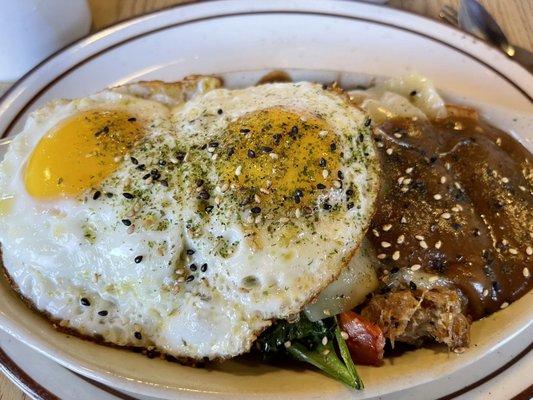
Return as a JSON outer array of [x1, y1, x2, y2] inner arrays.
[[2, 0, 532, 399]]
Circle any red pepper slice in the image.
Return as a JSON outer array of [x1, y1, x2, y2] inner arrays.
[[338, 311, 385, 366]]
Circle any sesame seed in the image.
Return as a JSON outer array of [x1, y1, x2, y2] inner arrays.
[[398, 176, 405, 185], [254, 215, 262, 224], [509, 248, 518, 255], [454, 347, 466, 354], [247, 149, 256, 158], [211, 153, 218, 161], [322, 336, 328, 346], [451, 206, 460, 212], [501, 177, 509, 183], [201, 263, 208, 272], [382, 224, 392, 232], [217, 109, 223, 114], [254, 194, 261, 204], [519, 185, 526, 192], [330, 142, 336, 151], [134, 255, 143, 264], [372, 229, 380, 237], [400, 187, 409, 193], [428, 276, 439, 283], [440, 176, 447, 184], [186, 275, 194, 283], [523, 268, 530, 278], [134, 332, 142, 340], [251, 206, 261, 214], [381, 241, 391, 248], [186, 249, 195, 255], [337, 170, 344, 180], [441, 212, 451, 219], [93, 191, 101, 200], [397, 234, 405, 244], [377, 253, 387, 259], [284, 341, 292, 348], [316, 183, 326, 190], [403, 178, 412, 185], [333, 180, 342, 189], [495, 137, 502, 146], [323, 203, 332, 211], [377, 142, 384, 148], [98, 310, 108, 316], [386, 148, 393, 155], [279, 217, 289, 223], [235, 165, 242, 176], [415, 235, 425, 241], [500, 302, 509, 309], [502, 239, 509, 245], [420, 240, 428, 249], [394, 133, 402, 138], [401, 216, 407, 224], [454, 182, 462, 190], [340, 331, 349, 340], [322, 169, 329, 179], [319, 130, 328, 138], [405, 167, 413, 174], [123, 192, 134, 199], [322, 349, 330, 355], [189, 263, 197, 271], [433, 194, 442, 200], [215, 196, 221, 205], [435, 240, 442, 249], [392, 251, 400, 260], [121, 219, 132, 226], [410, 264, 421, 271], [269, 153, 278, 160], [80, 297, 90, 306], [526, 246, 532, 255], [482, 289, 489, 297], [221, 183, 229, 192]]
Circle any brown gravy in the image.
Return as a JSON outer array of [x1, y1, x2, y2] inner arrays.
[[367, 116, 532, 319]]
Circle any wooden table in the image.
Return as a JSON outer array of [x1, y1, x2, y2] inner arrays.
[[1, 1, 531, 399]]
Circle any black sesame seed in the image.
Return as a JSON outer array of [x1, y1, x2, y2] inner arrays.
[[317, 183, 326, 190], [198, 190, 210, 200], [294, 195, 301, 204], [217, 109, 223, 115], [295, 189, 304, 198], [158, 159, 166, 166], [201, 263, 208, 272], [492, 281, 501, 292], [130, 157, 139, 165], [227, 147, 235, 157], [247, 149, 256, 158], [358, 134, 364, 142], [319, 158, 327, 167], [409, 281, 417, 290], [134, 255, 143, 264], [240, 128, 250, 134], [98, 310, 108, 316], [121, 219, 132, 226], [273, 134, 282, 145], [134, 331, 142, 340], [291, 126, 298, 135], [160, 179, 168, 187], [176, 152, 186, 161], [128, 117, 137, 122], [323, 203, 332, 210], [150, 169, 161, 180], [209, 141, 219, 148], [93, 191, 101, 200], [337, 170, 344, 180], [410, 90, 417, 96], [330, 142, 337, 151], [136, 164, 146, 171], [473, 228, 481, 237], [190, 263, 198, 271], [142, 173, 151, 180], [80, 297, 91, 306], [106, 192, 113, 198], [123, 192, 134, 199], [186, 275, 195, 283], [261, 146, 273, 153], [200, 144, 207, 150], [347, 202, 354, 210], [346, 188, 354, 197], [186, 249, 195, 255], [251, 206, 261, 214], [205, 205, 214, 213], [364, 118, 372, 127], [390, 267, 399, 273], [94, 126, 109, 137], [322, 84, 328, 90], [195, 179, 204, 187]]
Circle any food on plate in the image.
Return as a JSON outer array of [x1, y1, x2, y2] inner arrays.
[[0, 72, 530, 389]]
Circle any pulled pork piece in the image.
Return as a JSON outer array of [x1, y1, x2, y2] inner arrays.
[[360, 288, 470, 350]]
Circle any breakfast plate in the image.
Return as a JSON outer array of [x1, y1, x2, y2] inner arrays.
[[0, 1, 531, 399]]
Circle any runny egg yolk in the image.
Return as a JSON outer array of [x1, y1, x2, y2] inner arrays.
[[221, 107, 339, 211], [24, 110, 142, 199]]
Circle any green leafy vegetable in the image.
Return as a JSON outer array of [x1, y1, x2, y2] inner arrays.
[[256, 314, 363, 389]]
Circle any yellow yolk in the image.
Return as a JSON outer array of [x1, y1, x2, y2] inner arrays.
[[221, 107, 340, 211], [24, 110, 142, 198]]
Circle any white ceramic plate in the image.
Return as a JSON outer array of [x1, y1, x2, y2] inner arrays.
[[0, 1, 531, 399]]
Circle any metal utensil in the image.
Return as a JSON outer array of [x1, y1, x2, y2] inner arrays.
[[440, 1, 533, 72]]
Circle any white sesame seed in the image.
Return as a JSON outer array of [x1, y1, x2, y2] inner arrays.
[[319, 130, 328, 138], [254, 194, 261, 204], [322, 336, 328, 346], [260, 187, 270, 194], [333, 180, 342, 188], [410, 264, 422, 271], [372, 229, 380, 237], [398, 176, 405, 185], [322, 169, 329, 179], [381, 241, 391, 248], [433, 194, 442, 200], [451, 206, 460, 212], [400, 187, 409, 193], [397, 234, 405, 244], [207, 146, 215, 153], [323, 309, 331, 316], [340, 331, 349, 340], [519, 185, 526, 192], [415, 235, 425, 241], [441, 212, 451, 219], [211, 153, 218, 160], [254, 215, 262, 224], [509, 248, 518, 255], [523, 268, 530, 278], [401, 216, 407, 224], [266, 180, 272, 188], [383, 224, 392, 231], [245, 215, 254, 224], [454, 182, 462, 189], [215, 196, 221, 205], [220, 183, 229, 192], [435, 240, 442, 249], [183, 152, 189, 162], [377, 253, 387, 259], [403, 178, 412, 185], [386, 148, 393, 155], [526, 246, 532, 256], [440, 176, 447, 184], [502, 239, 508, 245], [405, 167, 413, 174], [482, 289, 489, 297], [235, 165, 242, 176], [284, 341, 292, 348], [278, 217, 289, 223], [322, 349, 330, 355], [295, 208, 301, 218], [495, 137, 502, 146], [177, 277, 185, 283], [269, 153, 278, 160], [428, 276, 439, 283], [394, 133, 402, 138], [501, 177, 509, 184], [145, 177, 153, 185], [500, 302, 509, 309], [454, 347, 466, 354], [445, 162, 451, 170], [420, 240, 428, 249], [392, 251, 400, 260]]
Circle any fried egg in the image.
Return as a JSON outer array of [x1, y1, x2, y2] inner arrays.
[[0, 78, 379, 360]]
